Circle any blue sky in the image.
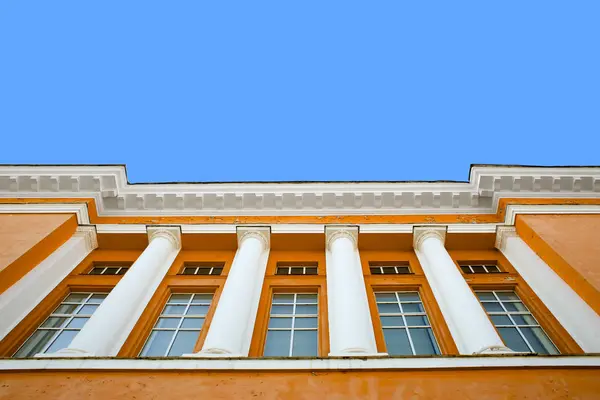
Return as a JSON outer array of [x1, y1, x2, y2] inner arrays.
[[1, 2, 598, 183]]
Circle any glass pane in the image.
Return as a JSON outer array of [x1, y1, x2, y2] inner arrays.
[[460, 266, 471, 273], [383, 329, 412, 355], [88, 293, 108, 304], [169, 294, 192, 304], [156, 317, 181, 328], [272, 294, 294, 304], [295, 305, 317, 315], [89, 268, 104, 275], [54, 304, 79, 314], [168, 330, 200, 356], [292, 330, 318, 356], [181, 318, 204, 329], [405, 315, 429, 326], [498, 327, 530, 352], [520, 327, 559, 355], [375, 293, 396, 302], [290, 267, 304, 275], [163, 305, 187, 315], [476, 292, 495, 301], [295, 317, 318, 329], [296, 294, 318, 303], [66, 317, 89, 329], [402, 303, 424, 313], [503, 302, 528, 312], [41, 317, 68, 328], [77, 304, 99, 315], [497, 292, 519, 301], [197, 268, 211, 275], [380, 316, 404, 327], [275, 267, 289, 275], [269, 317, 293, 329], [104, 268, 119, 275], [117, 268, 128, 275], [410, 328, 440, 355], [187, 305, 209, 315], [377, 303, 400, 314], [512, 314, 538, 325], [471, 265, 486, 273], [482, 302, 503, 312], [370, 267, 382, 275], [382, 267, 396, 274], [141, 331, 175, 356], [397, 293, 420, 302], [486, 265, 501, 273], [264, 330, 291, 356], [305, 267, 318, 275], [45, 330, 78, 353], [271, 305, 294, 315], [14, 330, 57, 358], [397, 266, 411, 274], [192, 294, 214, 304], [490, 315, 512, 325], [182, 267, 197, 275], [212, 268, 224, 275]]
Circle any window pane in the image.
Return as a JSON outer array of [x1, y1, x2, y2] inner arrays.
[[377, 303, 401, 314], [54, 304, 79, 314], [476, 292, 496, 301], [156, 317, 181, 329], [169, 294, 192, 304], [45, 330, 78, 353], [197, 268, 212, 275], [410, 328, 440, 355], [295, 317, 318, 329], [296, 294, 318, 303], [401, 303, 424, 313], [497, 292, 519, 301], [192, 294, 214, 304], [14, 330, 57, 358], [271, 305, 294, 314], [41, 317, 68, 328], [520, 327, 559, 355], [141, 331, 175, 356], [305, 267, 318, 275], [405, 315, 428, 326], [163, 305, 187, 315], [212, 268, 223, 275], [295, 305, 317, 315], [490, 315, 512, 325], [290, 267, 304, 275], [375, 292, 396, 301], [89, 268, 104, 275], [503, 302, 528, 312], [370, 267, 382, 275], [272, 294, 294, 303], [511, 314, 538, 325], [88, 294, 108, 304], [397, 266, 411, 274], [187, 305, 209, 315], [77, 304, 99, 315], [264, 330, 291, 356], [104, 268, 119, 275], [498, 327, 530, 352], [460, 266, 471, 273], [482, 302, 503, 312], [66, 317, 89, 329], [117, 268, 128, 275], [486, 265, 501, 273], [471, 265, 486, 273], [397, 293, 420, 302], [182, 267, 197, 275], [292, 330, 318, 356], [167, 331, 200, 356], [383, 328, 412, 355], [269, 317, 293, 329], [181, 318, 204, 329], [382, 267, 396, 274], [275, 267, 289, 275], [380, 316, 404, 327]]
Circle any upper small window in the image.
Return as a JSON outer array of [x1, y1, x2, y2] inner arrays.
[[370, 263, 411, 275], [459, 263, 501, 274], [88, 265, 129, 275], [275, 264, 318, 275], [180, 264, 224, 276]]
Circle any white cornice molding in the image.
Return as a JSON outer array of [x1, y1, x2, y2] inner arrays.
[[147, 226, 182, 250], [413, 226, 447, 250], [237, 226, 270, 249], [0, 203, 90, 224], [503, 204, 600, 225], [74, 225, 98, 251], [0, 165, 598, 217], [325, 226, 359, 250], [494, 226, 518, 252]]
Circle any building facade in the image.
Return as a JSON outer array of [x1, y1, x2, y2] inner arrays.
[[0, 164, 599, 398]]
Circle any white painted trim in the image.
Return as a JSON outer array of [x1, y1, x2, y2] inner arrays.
[[0, 203, 90, 224], [446, 224, 498, 233], [0, 356, 598, 371], [503, 204, 600, 225]]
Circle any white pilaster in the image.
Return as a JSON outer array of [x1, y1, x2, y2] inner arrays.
[[413, 226, 511, 355], [41, 226, 182, 357], [326, 226, 382, 356], [191, 226, 271, 357], [496, 226, 600, 352], [0, 226, 97, 341]]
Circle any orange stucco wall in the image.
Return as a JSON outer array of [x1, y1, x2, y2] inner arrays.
[[516, 214, 600, 314], [0, 214, 77, 294], [0, 368, 599, 399]]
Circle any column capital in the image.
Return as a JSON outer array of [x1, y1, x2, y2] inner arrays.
[[237, 226, 270, 250], [413, 226, 446, 250], [147, 226, 182, 249], [74, 225, 98, 251], [495, 226, 518, 252], [325, 226, 359, 251]]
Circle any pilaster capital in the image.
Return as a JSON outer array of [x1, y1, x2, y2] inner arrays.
[[325, 226, 359, 251], [237, 226, 270, 250], [74, 225, 98, 251], [147, 226, 182, 250], [413, 226, 446, 250], [495, 226, 518, 252]]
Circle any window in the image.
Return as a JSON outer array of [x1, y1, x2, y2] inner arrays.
[[264, 293, 318, 357], [275, 264, 318, 275], [370, 264, 411, 275], [88, 265, 129, 275], [374, 291, 440, 355], [180, 264, 224, 276], [140, 293, 213, 356], [13, 292, 107, 358], [460, 263, 501, 274], [476, 290, 558, 354]]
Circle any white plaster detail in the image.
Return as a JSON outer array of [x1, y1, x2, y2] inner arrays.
[[147, 225, 182, 249], [325, 226, 358, 251], [496, 228, 600, 352], [503, 204, 600, 225], [0, 229, 97, 341], [0, 203, 90, 224], [190, 227, 271, 357], [413, 226, 512, 355]]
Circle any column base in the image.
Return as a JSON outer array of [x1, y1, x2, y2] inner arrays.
[[473, 345, 514, 355], [35, 348, 95, 358]]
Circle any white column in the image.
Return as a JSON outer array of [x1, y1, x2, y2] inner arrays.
[[191, 227, 270, 357], [42, 226, 181, 357], [326, 226, 382, 356], [496, 226, 600, 352], [413, 227, 511, 355], [0, 226, 97, 341]]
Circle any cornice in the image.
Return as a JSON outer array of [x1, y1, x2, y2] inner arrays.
[[74, 225, 98, 251], [495, 226, 518, 252], [237, 226, 270, 250], [413, 226, 447, 250], [147, 226, 182, 250], [0, 165, 598, 217], [325, 226, 359, 250]]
